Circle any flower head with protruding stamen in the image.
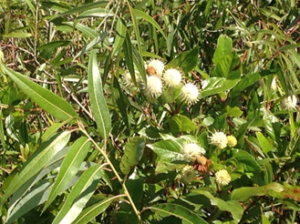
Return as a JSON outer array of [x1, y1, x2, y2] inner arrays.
[[123, 72, 140, 88], [181, 142, 206, 162], [146, 59, 164, 77], [215, 169, 231, 186], [144, 76, 163, 99], [281, 95, 297, 110], [163, 68, 182, 87], [180, 83, 200, 106], [210, 131, 228, 149]]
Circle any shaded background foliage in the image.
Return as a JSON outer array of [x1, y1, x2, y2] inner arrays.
[[0, 0, 300, 223]]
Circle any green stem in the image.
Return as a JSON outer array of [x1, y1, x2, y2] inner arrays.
[[79, 125, 141, 222]]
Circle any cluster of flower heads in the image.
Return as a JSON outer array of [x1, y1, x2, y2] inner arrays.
[[178, 132, 236, 185], [210, 131, 237, 149], [122, 59, 200, 105]]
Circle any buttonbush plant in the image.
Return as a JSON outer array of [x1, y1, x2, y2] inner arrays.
[[0, 0, 300, 223]]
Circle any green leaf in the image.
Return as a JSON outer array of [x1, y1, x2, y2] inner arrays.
[[6, 180, 52, 224], [213, 35, 232, 64], [1, 131, 70, 206], [88, 50, 111, 139], [226, 106, 243, 117], [123, 31, 135, 83], [51, 1, 108, 19], [192, 190, 243, 222], [201, 78, 239, 98], [150, 203, 208, 224], [212, 52, 241, 79], [169, 114, 197, 133], [2, 32, 32, 38], [112, 18, 126, 56], [286, 125, 300, 156], [52, 164, 108, 224], [43, 137, 91, 212], [120, 137, 145, 175], [3, 66, 77, 121], [63, 22, 98, 38], [9, 147, 71, 208], [167, 47, 199, 73], [77, 8, 114, 18], [6, 173, 82, 224], [73, 196, 122, 224], [232, 149, 260, 172], [37, 41, 71, 50], [147, 139, 186, 163], [256, 132, 273, 156], [133, 9, 167, 40], [231, 182, 285, 201]]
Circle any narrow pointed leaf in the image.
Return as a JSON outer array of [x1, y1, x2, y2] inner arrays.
[[150, 203, 208, 223], [133, 9, 167, 40], [6, 173, 83, 224], [9, 147, 70, 210], [3, 66, 77, 121], [52, 164, 109, 224], [43, 137, 91, 212], [1, 131, 70, 206], [73, 195, 122, 224], [88, 50, 111, 139]]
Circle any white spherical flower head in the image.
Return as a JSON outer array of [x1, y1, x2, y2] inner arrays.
[[145, 76, 163, 98], [182, 143, 206, 162], [281, 95, 297, 110], [210, 131, 228, 149], [180, 83, 200, 106], [180, 165, 197, 184], [215, 169, 231, 186], [163, 68, 182, 87], [147, 59, 164, 77]]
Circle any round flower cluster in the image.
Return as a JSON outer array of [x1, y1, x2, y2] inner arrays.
[[181, 142, 206, 162], [146, 59, 165, 77], [226, 135, 237, 148], [180, 83, 200, 106], [215, 169, 231, 186], [210, 131, 228, 149], [123, 72, 140, 89], [123, 59, 202, 105], [144, 75, 163, 99], [180, 165, 197, 184], [163, 68, 182, 87], [281, 95, 297, 110]]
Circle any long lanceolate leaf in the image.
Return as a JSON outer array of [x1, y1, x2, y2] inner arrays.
[[3, 66, 77, 121], [73, 195, 123, 224], [52, 164, 111, 224], [1, 131, 71, 206], [150, 203, 208, 224], [88, 50, 111, 139], [43, 137, 91, 212]]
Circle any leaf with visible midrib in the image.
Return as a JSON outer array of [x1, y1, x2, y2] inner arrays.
[[1, 131, 70, 206], [150, 203, 208, 224], [52, 164, 109, 224], [43, 137, 91, 212], [88, 50, 111, 139], [3, 65, 77, 121], [73, 196, 122, 224]]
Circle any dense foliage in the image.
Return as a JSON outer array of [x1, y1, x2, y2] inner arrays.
[[0, 0, 300, 223]]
